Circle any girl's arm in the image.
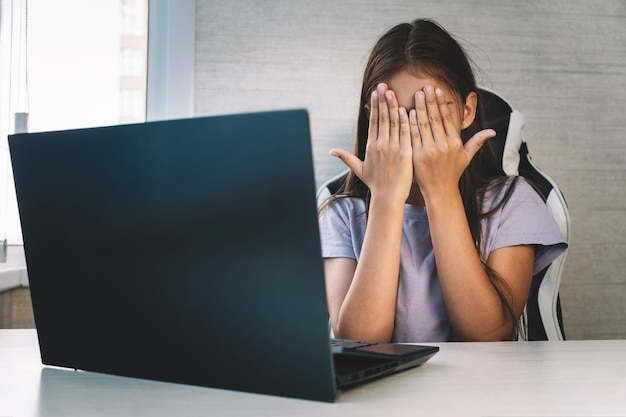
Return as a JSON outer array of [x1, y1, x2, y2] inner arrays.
[[425, 189, 534, 340], [325, 83, 413, 342], [323, 193, 404, 341], [411, 85, 533, 341]]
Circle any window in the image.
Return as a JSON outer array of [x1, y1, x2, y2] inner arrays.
[[120, 89, 144, 120], [0, 0, 148, 246], [121, 48, 145, 77]]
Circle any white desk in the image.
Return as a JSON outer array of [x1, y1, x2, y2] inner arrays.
[[1, 329, 625, 417]]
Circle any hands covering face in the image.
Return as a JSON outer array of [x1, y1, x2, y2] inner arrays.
[[331, 83, 496, 203]]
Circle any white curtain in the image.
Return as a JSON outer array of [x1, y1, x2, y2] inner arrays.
[[0, 0, 28, 247]]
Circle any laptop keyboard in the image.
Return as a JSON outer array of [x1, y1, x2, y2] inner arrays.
[[331, 339, 377, 350]]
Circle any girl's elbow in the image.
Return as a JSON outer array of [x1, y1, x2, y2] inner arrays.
[[333, 321, 393, 343], [454, 322, 516, 342]]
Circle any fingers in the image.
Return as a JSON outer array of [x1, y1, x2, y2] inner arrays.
[[330, 148, 364, 180], [423, 85, 447, 143], [375, 84, 389, 144], [367, 89, 379, 142], [435, 87, 456, 137], [367, 83, 403, 148], [398, 106, 413, 166], [411, 85, 460, 150], [413, 90, 434, 149], [398, 106, 410, 147], [367, 84, 391, 147], [385, 89, 400, 146], [346, 83, 412, 194], [409, 108, 421, 152], [375, 83, 392, 145], [464, 129, 496, 161]]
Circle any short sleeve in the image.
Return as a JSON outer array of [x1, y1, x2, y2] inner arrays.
[[318, 198, 367, 260], [481, 179, 568, 275]]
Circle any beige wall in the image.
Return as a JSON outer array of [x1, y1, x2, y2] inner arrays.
[[195, 0, 626, 339], [0, 288, 34, 329]]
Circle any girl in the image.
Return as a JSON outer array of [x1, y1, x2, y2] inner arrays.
[[319, 19, 567, 343]]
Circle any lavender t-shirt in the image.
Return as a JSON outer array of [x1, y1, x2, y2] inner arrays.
[[318, 178, 567, 343]]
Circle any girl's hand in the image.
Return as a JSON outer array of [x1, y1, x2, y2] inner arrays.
[[409, 85, 495, 201], [331, 83, 413, 203]]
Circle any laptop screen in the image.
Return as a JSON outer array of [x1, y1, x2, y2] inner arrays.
[[10, 110, 339, 401]]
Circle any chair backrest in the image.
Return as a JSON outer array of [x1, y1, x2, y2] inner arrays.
[[316, 88, 570, 341]]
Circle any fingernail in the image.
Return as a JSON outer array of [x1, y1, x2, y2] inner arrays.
[[385, 90, 394, 101], [424, 85, 434, 95], [435, 88, 443, 97]]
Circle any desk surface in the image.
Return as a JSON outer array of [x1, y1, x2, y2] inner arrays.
[[1, 329, 625, 417]]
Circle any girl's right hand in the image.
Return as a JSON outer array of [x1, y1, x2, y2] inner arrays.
[[330, 83, 413, 203]]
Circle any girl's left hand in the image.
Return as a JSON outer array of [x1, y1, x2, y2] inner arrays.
[[409, 85, 495, 201]]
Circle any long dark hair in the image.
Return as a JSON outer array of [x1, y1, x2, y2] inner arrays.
[[331, 19, 520, 339]]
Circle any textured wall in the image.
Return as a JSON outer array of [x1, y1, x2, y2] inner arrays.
[[0, 288, 35, 329], [195, 0, 626, 339]]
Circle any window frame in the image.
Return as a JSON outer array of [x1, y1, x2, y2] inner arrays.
[[146, 0, 195, 121]]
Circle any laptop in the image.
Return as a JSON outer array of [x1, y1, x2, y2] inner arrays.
[[9, 109, 438, 402]]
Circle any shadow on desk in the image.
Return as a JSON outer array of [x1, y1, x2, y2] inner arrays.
[[35, 363, 435, 415], [37, 367, 339, 415]]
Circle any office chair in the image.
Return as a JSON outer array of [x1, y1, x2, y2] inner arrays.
[[316, 88, 570, 341]]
